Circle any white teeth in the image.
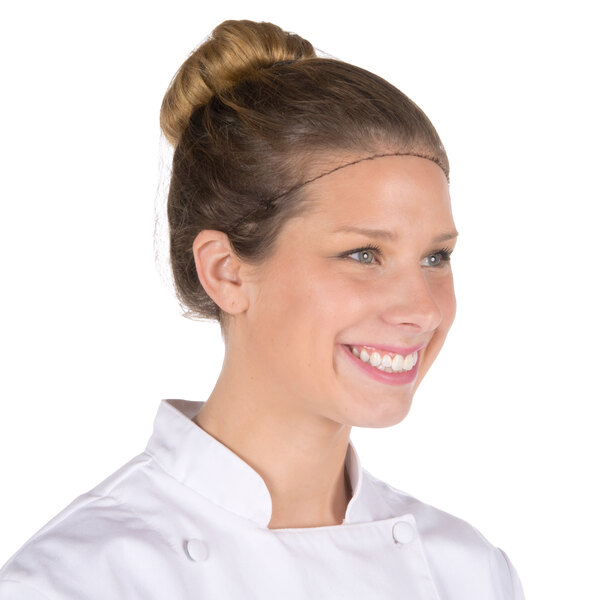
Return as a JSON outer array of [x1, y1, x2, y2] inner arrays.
[[391, 354, 403, 372], [369, 352, 382, 367], [350, 345, 418, 374]]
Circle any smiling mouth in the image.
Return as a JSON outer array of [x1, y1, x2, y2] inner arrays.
[[346, 345, 418, 374]]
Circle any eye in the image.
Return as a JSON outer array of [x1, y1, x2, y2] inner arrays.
[[421, 248, 453, 268], [346, 244, 381, 265]]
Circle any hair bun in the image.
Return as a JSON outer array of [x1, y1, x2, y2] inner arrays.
[[160, 20, 316, 147]]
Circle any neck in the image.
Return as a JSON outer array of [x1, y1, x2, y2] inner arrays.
[[193, 355, 353, 529]]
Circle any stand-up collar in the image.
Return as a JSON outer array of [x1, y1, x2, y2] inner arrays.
[[145, 399, 364, 528]]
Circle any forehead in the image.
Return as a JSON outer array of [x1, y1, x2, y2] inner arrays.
[[294, 154, 453, 232]]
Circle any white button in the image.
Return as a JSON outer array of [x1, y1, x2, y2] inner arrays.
[[392, 520, 415, 545], [186, 539, 209, 562]]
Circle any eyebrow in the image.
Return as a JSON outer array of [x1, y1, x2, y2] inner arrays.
[[332, 226, 459, 244]]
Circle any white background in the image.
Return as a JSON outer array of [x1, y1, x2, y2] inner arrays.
[[1, 1, 598, 597]]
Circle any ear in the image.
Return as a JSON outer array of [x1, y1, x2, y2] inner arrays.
[[192, 230, 249, 315]]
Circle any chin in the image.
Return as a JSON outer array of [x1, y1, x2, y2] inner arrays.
[[346, 395, 414, 429]]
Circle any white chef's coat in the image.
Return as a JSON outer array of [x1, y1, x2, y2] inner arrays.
[[0, 399, 525, 599]]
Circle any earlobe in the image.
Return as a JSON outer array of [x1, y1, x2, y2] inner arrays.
[[192, 230, 249, 315]]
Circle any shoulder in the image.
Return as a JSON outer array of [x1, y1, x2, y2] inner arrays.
[[363, 468, 495, 547], [362, 470, 525, 599], [0, 452, 188, 599]]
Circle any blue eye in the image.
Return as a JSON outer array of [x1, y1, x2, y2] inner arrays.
[[346, 244, 381, 264], [422, 248, 453, 267], [349, 249, 376, 264]]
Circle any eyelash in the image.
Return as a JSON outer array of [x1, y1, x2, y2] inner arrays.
[[424, 247, 454, 267], [344, 244, 382, 264], [344, 245, 453, 266]]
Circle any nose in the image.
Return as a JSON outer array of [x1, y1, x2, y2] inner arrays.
[[379, 266, 444, 333]]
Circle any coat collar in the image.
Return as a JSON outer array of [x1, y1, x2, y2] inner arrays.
[[145, 399, 376, 529]]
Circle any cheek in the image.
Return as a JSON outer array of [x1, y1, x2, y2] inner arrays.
[[431, 272, 456, 331], [415, 276, 455, 387], [251, 261, 336, 346], [443, 275, 457, 329]]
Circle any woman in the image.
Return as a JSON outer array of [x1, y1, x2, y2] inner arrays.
[[0, 19, 524, 599]]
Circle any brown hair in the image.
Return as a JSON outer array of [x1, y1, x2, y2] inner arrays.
[[160, 19, 449, 323]]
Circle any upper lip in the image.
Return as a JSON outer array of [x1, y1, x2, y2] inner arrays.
[[344, 342, 426, 356]]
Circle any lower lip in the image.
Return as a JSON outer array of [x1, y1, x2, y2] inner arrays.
[[340, 345, 420, 386]]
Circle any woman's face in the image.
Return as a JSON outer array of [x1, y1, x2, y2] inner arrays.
[[239, 155, 457, 428]]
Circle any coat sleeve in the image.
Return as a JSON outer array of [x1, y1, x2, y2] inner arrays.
[[494, 548, 526, 600], [0, 580, 53, 600]]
